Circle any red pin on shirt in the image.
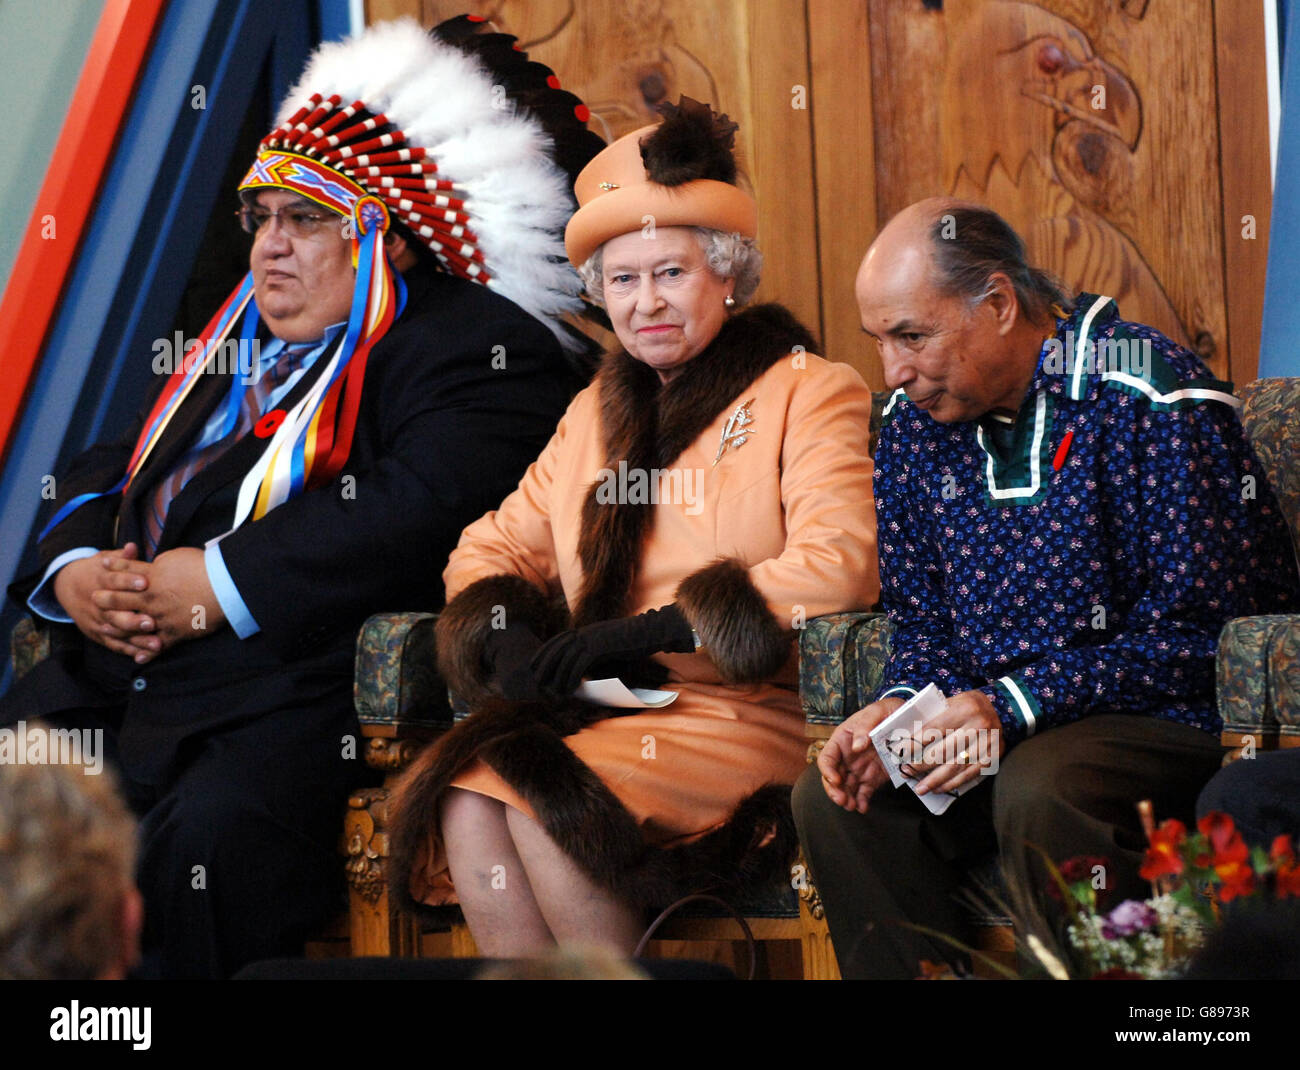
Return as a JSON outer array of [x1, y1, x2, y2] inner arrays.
[[255, 409, 286, 438], [1052, 429, 1074, 471]]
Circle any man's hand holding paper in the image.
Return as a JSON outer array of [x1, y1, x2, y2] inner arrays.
[[816, 696, 905, 813]]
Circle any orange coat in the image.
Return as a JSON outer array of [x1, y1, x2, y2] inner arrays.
[[410, 338, 879, 903]]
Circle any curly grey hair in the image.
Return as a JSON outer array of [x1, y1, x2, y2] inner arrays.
[[578, 227, 762, 308]]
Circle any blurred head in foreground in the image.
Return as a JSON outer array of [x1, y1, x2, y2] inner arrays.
[[475, 944, 650, 980], [0, 722, 142, 979]]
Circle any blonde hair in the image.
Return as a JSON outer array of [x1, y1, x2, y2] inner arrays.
[[474, 944, 650, 980], [0, 723, 138, 979]]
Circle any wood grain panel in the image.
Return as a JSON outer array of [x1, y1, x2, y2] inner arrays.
[[931, 0, 1226, 375], [1214, 0, 1272, 383], [744, 0, 820, 334], [808, 0, 879, 386], [378, 0, 824, 359], [868, 0, 946, 225], [368, 0, 1260, 384]]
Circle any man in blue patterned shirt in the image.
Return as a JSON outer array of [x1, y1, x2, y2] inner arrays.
[[793, 198, 1300, 979]]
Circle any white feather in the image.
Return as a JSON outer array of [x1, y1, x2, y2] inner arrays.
[[271, 17, 587, 349]]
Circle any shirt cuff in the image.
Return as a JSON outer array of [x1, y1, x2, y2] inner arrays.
[[204, 541, 259, 638], [981, 674, 1041, 748], [877, 684, 920, 702], [27, 547, 100, 622]]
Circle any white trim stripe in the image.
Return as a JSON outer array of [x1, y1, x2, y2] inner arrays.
[[979, 390, 1047, 499], [879, 685, 919, 701], [999, 676, 1038, 737], [1070, 294, 1113, 400], [1100, 371, 1242, 409], [882, 388, 906, 416]]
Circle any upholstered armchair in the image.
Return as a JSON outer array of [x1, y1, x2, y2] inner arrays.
[[343, 610, 826, 976], [1215, 378, 1300, 756]]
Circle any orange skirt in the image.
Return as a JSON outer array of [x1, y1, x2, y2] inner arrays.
[[409, 680, 807, 905]]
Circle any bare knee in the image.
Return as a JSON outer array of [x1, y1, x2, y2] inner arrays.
[[440, 787, 506, 840]]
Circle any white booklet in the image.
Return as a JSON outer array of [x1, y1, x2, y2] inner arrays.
[[867, 683, 984, 815], [574, 678, 679, 709]]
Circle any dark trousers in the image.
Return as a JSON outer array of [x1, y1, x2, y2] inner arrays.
[[1198, 748, 1300, 846], [0, 686, 371, 979], [792, 715, 1225, 979]]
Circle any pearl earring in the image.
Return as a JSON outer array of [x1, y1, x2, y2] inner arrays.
[[724, 295, 736, 309]]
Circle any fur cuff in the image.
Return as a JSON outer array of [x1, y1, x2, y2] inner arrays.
[[434, 574, 565, 706], [675, 558, 790, 683]]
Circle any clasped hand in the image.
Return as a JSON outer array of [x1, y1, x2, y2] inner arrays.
[[53, 543, 226, 664], [817, 689, 1005, 812]]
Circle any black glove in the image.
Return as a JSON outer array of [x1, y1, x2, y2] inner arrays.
[[529, 604, 696, 697], [482, 622, 546, 702]]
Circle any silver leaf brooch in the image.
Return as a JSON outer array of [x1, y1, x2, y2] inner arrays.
[[714, 397, 757, 466]]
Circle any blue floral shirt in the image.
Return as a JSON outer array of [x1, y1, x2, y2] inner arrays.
[[874, 294, 1300, 749]]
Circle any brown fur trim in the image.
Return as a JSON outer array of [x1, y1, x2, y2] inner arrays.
[[572, 303, 817, 628], [386, 694, 613, 915], [387, 700, 522, 914], [647, 785, 798, 904], [433, 574, 566, 707], [676, 558, 791, 683], [387, 697, 799, 913]]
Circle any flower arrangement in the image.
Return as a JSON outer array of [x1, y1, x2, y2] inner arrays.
[[915, 807, 1299, 980], [1048, 811, 1300, 979]]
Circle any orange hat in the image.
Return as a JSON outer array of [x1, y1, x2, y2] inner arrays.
[[564, 97, 757, 267]]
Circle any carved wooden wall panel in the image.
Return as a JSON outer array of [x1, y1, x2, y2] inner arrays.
[[867, 0, 1268, 382], [370, 0, 826, 364], [366, 0, 1270, 387]]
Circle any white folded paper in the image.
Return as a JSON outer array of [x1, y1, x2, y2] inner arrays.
[[574, 678, 679, 709], [868, 683, 985, 815]]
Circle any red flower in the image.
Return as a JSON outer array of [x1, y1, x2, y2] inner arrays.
[[1060, 855, 1111, 884], [1194, 813, 1255, 901], [1139, 818, 1187, 881], [1048, 855, 1113, 903], [1213, 860, 1255, 902], [1273, 835, 1300, 898], [1199, 812, 1246, 862]]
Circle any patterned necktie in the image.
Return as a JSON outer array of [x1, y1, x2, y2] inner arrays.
[[141, 341, 314, 558]]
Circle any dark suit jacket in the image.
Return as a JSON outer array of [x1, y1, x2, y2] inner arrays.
[[6, 264, 582, 784]]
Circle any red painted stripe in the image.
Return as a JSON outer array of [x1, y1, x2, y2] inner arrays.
[[0, 0, 168, 467], [1052, 429, 1074, 471]]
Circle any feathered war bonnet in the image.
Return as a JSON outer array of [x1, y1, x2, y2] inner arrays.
[[564, 96, 757, 268], [116, 15, 604, 537]]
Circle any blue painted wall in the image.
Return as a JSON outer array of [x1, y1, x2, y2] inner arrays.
[[1261, 0, 1300, 377], [0, 0, 354, 694]]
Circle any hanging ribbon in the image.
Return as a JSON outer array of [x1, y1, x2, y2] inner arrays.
[[38, 275, 256, 540], [40, 195, 407, 543]]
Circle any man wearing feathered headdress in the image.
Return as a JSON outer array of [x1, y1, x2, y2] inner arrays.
[[2, 16, 604, 978]]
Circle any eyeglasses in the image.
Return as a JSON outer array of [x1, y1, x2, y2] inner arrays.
[[235, 204, 340, 240]]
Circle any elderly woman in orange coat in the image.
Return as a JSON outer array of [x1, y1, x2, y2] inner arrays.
[[391, 98, 879, 957]]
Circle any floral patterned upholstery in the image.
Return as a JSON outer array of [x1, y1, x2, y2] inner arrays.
[[9, 616, 49, 680], [1239, 379, 1300, 539], [353, 612, 454, 729], [1218, 616, 1300, 742], [800, 612, 892, 727], [1214, 379, 1300, 744]]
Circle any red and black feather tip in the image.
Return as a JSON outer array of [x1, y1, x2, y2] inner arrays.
[[430, 14, 605, 190], [639, 96, 739, 187]]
